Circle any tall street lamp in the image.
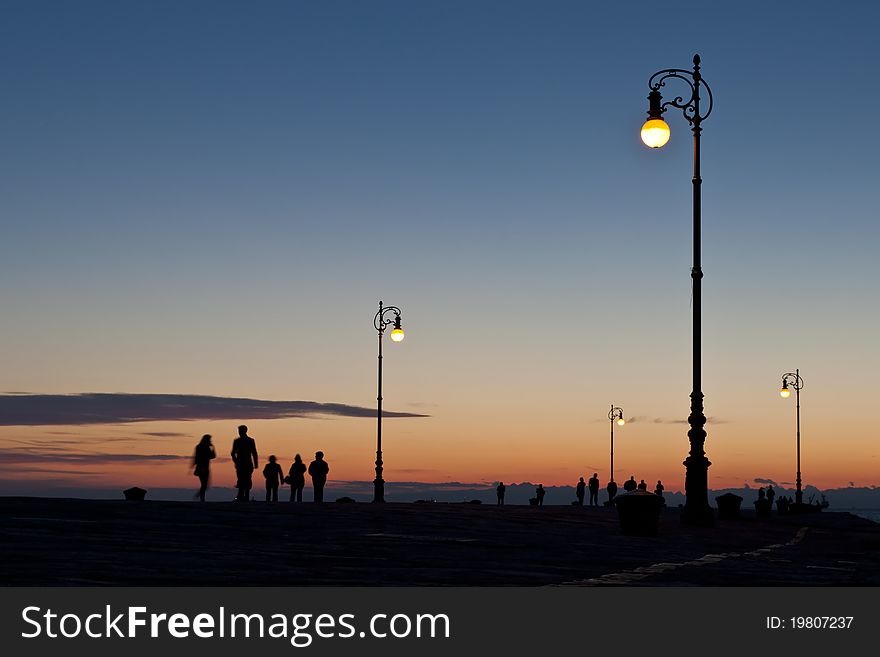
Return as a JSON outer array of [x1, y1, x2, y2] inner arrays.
[[608, 405, 625, 487], [373, 300, 404, 503], [779, 369, 805, 505], [641, 55, 715, 526]]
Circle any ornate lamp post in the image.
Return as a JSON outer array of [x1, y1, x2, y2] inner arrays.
[[779, 369, 805, 505], [608, 405, 625, 487], [641, 55, 715, 526], [372, 301, 404, 503]]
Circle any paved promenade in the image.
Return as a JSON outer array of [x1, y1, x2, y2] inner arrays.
[[1, 498, 877, 586]]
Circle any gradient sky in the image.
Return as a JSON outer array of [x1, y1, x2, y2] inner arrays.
[[1, 0, 878, 496]]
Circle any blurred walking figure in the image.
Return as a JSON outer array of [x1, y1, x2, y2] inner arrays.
[[576, 477, 586, 506], [588, 473, 600, 507], [231, 425, 258, 502], [308, 451, 330, 503], [263, 455, 283, 503], [637, 479, 648, 492], [623, 475, 637, 492], [654, 480, 664, 497], [192, 434, 215, 502], [536, 484, 546, 507], [496, 481, 506, 506], [287, 454, 307, 503]]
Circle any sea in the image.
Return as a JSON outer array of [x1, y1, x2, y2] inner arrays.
[[851, 509, 880, 524]]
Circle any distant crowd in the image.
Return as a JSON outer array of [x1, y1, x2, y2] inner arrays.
[[495, 474, 665, 506], [192, 426, 330, 503]]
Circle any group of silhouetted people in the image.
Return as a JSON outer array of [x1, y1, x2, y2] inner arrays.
[[191, 425, 330, 503], [496, 473, 666, 507]]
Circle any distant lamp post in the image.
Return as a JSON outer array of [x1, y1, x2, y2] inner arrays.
[[642, 55, 715, 526], [608, 405, 625, 486], [373, 300, 404, 503], [780, 369, 805, 505]]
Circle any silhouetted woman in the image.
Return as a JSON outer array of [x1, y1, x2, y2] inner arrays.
[[288, 454, 306, 503], [192, 434, 216, 502]]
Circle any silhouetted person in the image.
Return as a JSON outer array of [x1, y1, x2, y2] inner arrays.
[[192, 434, 215, 502], [535, 484, 546, 507], [624, 475, 637, 492], [231, 425, 258, 501], [263, 455, 283, 503], [654, 480, 664, 497], [588, 473, 600, 506], [758, 486, 766, 500], [496, 482, 506, 506], [767, 485, 775, 505], [637, 478, 648, 492], [308, 451, 330, 503], [607, 480, 618, 504], [288, 453, 306, 503], [576, 477, 586, 506]]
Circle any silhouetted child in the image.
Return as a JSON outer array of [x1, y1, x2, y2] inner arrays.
[[637, 479, 648, 492], [654, 480, 664, 497], [308, 451, 330, 503], [576, 477, 586, 506], [192, 434, 216, 502], [536, 484, 546, 507], [624, 475, 637, 492], [588, 473, 600, 506], [287, 453, 307, 503], [263, 455, 283, 503], [496, 482, 506, 506]]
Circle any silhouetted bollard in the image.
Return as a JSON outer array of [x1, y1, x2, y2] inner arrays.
[[123, 487, 147, 501], [615, 491, 664, 536], [715, 493, 743, 520], [754, 498, 772, 517]]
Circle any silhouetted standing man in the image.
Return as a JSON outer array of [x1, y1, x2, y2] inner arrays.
[[536, 484, 546, 507], [655, 480, 664, 497], [624, 475, 637, 492], [231, 425, 258, 502], [263, 455, 283, 503], [588, 473, 600, 507], [192, 434, 216, 502], [308, 451, 330, 503], [576, 477, 586, 506], [288, 453, 306, 503], [496, 482, 506, 506], [637, 479, 648, 492], [767, 485, 775, 505]]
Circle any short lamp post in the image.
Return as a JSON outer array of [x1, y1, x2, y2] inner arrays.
[[373, 301, 404, 503], [608, 405, 625, 487], [779, 369, 805, 505], [641, 55, 715, 526]]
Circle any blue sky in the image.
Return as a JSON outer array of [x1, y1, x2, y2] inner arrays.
[[1, 1, 878, 491]]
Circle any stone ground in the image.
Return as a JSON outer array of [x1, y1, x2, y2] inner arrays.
[[1, 497, 878, 586]]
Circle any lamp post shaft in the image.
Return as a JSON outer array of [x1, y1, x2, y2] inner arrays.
[[681, 55, 713, 526], [374, 306, 386, 504], [610, 417, 614, 485], [795, 367, 802, 505]]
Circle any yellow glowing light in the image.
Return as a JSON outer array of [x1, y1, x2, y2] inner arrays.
[[779, 387, 791, 399], [616, 418, 626, 426], [390, 328, 405, 342], [640, 118, 670, 148]]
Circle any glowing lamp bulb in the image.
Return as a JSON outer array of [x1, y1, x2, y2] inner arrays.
[[779, 387, 791, 399], [640, 118, 670, 148], [390, 327, 405, 342], [616, 417, 626, 426]]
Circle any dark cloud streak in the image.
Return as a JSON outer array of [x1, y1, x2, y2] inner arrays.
[[0, 393, 428, 426]]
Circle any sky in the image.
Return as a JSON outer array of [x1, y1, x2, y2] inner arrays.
[[1, 0, 878, 498]]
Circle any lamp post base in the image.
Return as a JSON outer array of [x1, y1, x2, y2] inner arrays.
[[373, 478, 385, 503], [682, 454, 714, 526]]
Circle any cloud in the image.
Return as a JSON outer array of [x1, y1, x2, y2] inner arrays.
[[753, 477, 778, 485], [141, 432, 191, 438], [0, 448, 190, 464], [0, 393, 429, 426]]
